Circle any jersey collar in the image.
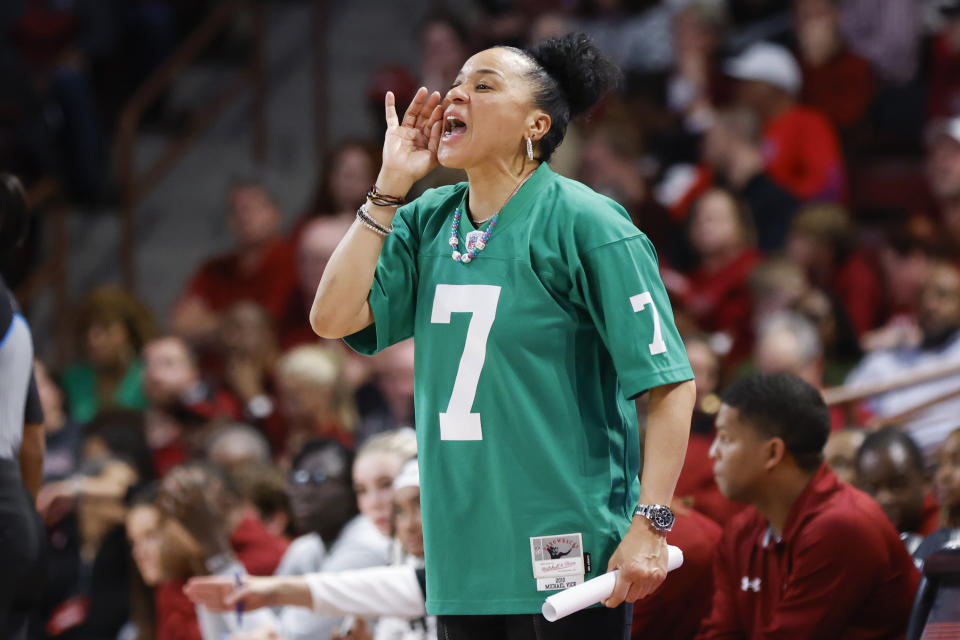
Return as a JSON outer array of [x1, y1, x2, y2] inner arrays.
[[458, 162, 556, 232]]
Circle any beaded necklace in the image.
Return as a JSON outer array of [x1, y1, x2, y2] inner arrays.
[[449, 170, 534, 264]]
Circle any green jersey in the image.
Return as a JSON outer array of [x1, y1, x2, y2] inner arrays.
[[345, 163, 693, 615]]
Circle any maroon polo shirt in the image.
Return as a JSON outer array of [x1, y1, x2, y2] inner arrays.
[[697, 465, 919, 639]]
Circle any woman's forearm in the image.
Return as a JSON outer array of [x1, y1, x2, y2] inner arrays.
[[310, 170, 412, 339], [637, 379, 696, 505], [269, 576, 315, 609], [309, 211, 390, 339]]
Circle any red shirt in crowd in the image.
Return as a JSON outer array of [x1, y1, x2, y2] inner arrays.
[[229, 514, 290, 576], [832, 250, 884, 338], [676, 428, 747, 526], [928, 34, 960, 120], [697, 465, 919, 639], [633, 505, 723, 640], [681, 248, 763, 366], [155, 580, 203, 640], [800, 47, 875, 132], [917, 492, 941, 537], [762, 105, 847, 203], [182, 238, 297, 322]]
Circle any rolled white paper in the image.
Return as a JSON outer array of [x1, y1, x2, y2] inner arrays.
[[541, 545, 684, 622]]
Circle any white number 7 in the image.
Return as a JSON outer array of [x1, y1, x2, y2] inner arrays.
[[431, 284, 501, 441], [630, 291, 667, 355]]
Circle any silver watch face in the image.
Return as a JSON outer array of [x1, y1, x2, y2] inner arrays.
[[651, 506, 675, 530]]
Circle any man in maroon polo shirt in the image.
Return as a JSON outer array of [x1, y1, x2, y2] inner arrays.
[[697, 373, 919, 639]]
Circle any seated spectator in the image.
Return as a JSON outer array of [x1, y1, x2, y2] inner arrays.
[[823, 427, 865, 483], [217, 302, 285, 449], [632, 501, 723, 639], [577, 110, 647, 221], [300, 140, 380, 226], [927, 117, 960, 255], [196, 439, 390, 640], [918, 427, 960, 565], [419, 13, 470, 97], [752, 311, 852, 429], [143, 334, 238, 421], [171, 180, 297, 342], [185, 457, 427, 640], [277, 345, 358, 456], [356, 341, 416, 444], [928, 2, 960, 120], [667, 2, 731, 135], [353, 427, 418, 538], [855, 427, 938, 554], [142, 335, 239, 475], [845, 261, 960, 454], [158, 463, 289, 578], [38, 425, 145, 640], [675, 335, 744, 525], [126, 487, 204, 640], [724, 41, 847, 202], [664, 188, 762, 367], [754, 311, 824, 388], [34, 360, 83, 482], [205, 423, 271, 470], [280, 216, 353, 350], [794, 0, 874, 136], [698, 373, 919, 638], [37, 409, 153, 530], [228, 462, 293, 540], [785, 203, 882, 339], [857, 222, 934, 353], [701, 106, 799, 251], [62, 285, 155, 423]]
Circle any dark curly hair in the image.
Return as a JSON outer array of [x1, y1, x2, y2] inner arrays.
[[500, 33, 620, 162], [722, 373, 830, 472]]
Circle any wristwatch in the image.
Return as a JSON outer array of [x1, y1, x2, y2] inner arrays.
[[634, 504, 675, 533]]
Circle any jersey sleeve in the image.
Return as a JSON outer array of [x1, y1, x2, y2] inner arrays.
[[574, 234, 693, 399], [343, 204, 420, 356]]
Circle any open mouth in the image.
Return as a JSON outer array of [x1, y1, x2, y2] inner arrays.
[[442, 115, 467, 141]]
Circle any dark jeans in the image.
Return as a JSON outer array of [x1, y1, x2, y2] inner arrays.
[[438, 604, 632, 640]]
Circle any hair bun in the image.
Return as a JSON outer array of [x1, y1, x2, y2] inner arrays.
[[529, 33, 620, 118]]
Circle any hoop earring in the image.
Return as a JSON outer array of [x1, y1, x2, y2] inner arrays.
[[526, 136, 534, 161]]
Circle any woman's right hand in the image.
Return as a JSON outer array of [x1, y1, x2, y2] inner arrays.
[[377, 87, 444, 196]]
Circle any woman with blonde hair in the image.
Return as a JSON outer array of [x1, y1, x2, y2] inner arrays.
[[276, 344, 358, 455]]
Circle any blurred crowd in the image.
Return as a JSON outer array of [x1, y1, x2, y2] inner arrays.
[[9, 0, 960, 638]]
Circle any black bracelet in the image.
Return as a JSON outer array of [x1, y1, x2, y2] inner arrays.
[[366, 184, 405, 206], [356, 203, 393, 236]]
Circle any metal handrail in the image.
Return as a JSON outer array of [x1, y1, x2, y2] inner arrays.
[[114, 0, 267, 290]]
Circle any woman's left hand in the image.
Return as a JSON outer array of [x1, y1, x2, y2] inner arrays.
[[603, 521, 668, 607]]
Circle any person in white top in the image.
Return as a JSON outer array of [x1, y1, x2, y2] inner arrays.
[[845, 261, 960, 454], [185, 457, 434, 640]]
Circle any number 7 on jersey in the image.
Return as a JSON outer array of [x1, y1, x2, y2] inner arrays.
[[630, 291, 667, 355], [431, 284, 502, 441]]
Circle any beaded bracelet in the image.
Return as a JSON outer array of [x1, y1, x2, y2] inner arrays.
[[356, 203, 393, 236], [366, 185, 405, 207]]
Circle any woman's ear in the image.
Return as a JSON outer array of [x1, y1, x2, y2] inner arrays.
[[529, 111, 552, 143]]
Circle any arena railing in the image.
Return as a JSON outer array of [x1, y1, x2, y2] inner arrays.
[[114, 0, 268, 291], [822, 361, 960, 428]]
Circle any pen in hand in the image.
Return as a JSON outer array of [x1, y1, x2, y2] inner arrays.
[[234, 572, 244, 627]]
